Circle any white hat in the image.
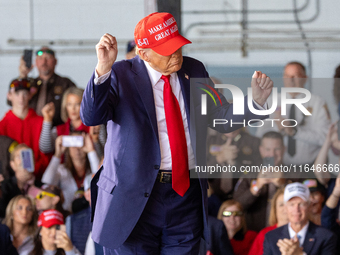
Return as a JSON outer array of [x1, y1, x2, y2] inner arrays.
[[83, 174, 93, 191], [284, 182, 310, 203]]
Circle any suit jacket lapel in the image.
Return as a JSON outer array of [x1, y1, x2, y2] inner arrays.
[[282, 225, 290, 239], [303, 223, 316, 254], [132, 57, 159, 143]]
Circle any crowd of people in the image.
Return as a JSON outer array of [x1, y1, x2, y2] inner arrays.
[[204, 61, 340, 255], [0, 34, 339, 255]]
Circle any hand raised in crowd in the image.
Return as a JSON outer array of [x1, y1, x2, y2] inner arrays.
[[82, 133, 95, 153], [89, 125, 101, 143], [41, 102, 55, 122], [251, 71, 274, 107], [18, 56, 33, 79], [96, 33, 118, 76], [215, 137, 239, 165], [277, 236, 304, 255], [332, 173, 340, 198], [54, 136, 66, 158], [55, 228, 74, 252]]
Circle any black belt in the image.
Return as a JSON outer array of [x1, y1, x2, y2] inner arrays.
[[157, 170, 172, 183]]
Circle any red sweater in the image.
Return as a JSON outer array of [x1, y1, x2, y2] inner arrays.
[[56, 118, 89, 136], [0, 109, 51, 180], [247, 224, 277, 255], [230, 230, 258, 255]]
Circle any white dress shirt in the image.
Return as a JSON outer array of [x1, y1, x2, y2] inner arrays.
[[95, 61, 267, 170], [288, 221, 309, 247]]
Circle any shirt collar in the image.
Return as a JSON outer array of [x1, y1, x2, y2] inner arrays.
[[288, 221, 309, 246], [143, 60, 177, 88]]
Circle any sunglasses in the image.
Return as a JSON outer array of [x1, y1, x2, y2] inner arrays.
[[10, 79, 31, 89], [222, 211, 244, 217], [36, 191, 56, 200], [36, 49, 55, 56]]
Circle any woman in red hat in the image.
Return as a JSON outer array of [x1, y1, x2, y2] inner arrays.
[[29, 209, 80, 255]]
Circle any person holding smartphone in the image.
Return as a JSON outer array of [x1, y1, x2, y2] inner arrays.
[[41, 133, 99, 211], [29, 209, 81, 255], [0, 78, 51, 180], [17, 47, 76, 127], [39, 87, 105, 159], [0, 144, 43, 218]]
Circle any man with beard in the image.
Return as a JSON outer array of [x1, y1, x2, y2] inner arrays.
[[18, 47, 76, 126]]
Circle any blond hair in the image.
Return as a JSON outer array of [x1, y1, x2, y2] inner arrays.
[[60, 87, 84, 123], [10, 143, 30, 161], [3, 195, 38, 236], [268, 188, 285, 226]]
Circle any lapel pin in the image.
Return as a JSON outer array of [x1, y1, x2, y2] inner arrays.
[[185, 73, 189, 80], [309, 238, 314, 242]]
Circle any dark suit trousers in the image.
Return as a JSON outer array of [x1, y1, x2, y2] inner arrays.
[[104, 178, 203, 255]]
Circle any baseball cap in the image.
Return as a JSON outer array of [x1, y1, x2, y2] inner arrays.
[[37, 209, 64, 228], [36, 47, 55, 57], [302, 179, 326, 195], [134, 12, 191, 56], [284, 182, 310, 203], [8, 78, 31, 92]]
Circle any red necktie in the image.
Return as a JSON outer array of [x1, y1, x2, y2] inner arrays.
[[161, 75, 190, 197]]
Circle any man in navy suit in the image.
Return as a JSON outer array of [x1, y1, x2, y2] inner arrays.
[[263, 182, 337, 255], [80, 12, 273, 255]]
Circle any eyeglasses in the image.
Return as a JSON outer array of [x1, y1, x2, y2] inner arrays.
[[10, 79, 31, 89], [36, 49, 55, 56], [36, 191, 56, 200], [222, 211, 244, 217]]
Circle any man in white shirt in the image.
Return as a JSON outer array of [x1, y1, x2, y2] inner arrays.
[[256, 62, 331, 167], [81, 12, 274, 255], [263, 182, 337, 255]]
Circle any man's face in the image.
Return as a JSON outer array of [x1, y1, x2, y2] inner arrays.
[[285, 196, 309, 225], [142, 48, 183, 76], [7, 89, 30, 109], [283, 64, 307, 97], [35, 52, 57, 77], [259, 138, 285, 166]]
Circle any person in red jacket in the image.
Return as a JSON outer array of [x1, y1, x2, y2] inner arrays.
[[217, 200, 257, 255], [0, 78, 51, 180], [248, 188, 288, 255]]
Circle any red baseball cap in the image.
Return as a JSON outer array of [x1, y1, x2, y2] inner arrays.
[[134, 12, 191, 56], [37, 209, 64, 228]]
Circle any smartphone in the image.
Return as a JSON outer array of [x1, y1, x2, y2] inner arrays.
[[55, 224, 66, 239], [20, 148, 35, 173], [23, 49, 33, 69], [263, 157, 275, 167], [62, 135, 84, 147]]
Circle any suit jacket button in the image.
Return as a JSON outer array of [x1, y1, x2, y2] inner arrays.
[[154, 165, 160, 170], [144, 193, 149, 197]]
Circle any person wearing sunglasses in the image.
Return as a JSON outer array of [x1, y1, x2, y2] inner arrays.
[[35, 184, 70, 220], [18, 46, 76, 127], [217, 200, 257, 255]]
